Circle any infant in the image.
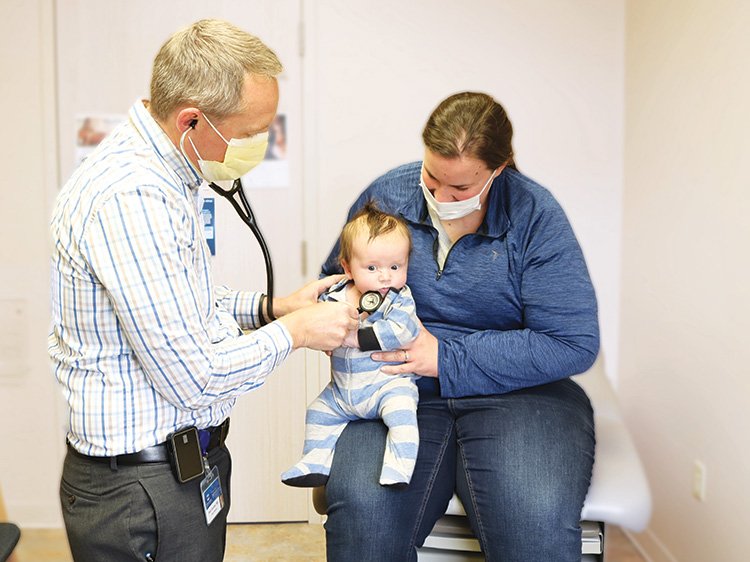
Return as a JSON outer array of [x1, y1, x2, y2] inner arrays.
[[281, 202, 420, 489]]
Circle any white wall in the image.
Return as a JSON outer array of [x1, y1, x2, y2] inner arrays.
[[305, 0, 626, 382], [621, 1, 750, 560], [0, 0, 62, 526], [1, 0, 626, 528], [7, 3, 749, 559]]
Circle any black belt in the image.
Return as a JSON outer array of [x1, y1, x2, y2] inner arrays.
[[67, 418, 230, 466]]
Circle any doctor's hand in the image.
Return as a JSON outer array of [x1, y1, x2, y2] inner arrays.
[[279, 301, 359, 351], [273, 274, 347, 318], [372, 321, 439, 378]]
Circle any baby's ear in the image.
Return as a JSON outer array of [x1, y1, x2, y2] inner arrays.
[[341, 260, 353, 279]]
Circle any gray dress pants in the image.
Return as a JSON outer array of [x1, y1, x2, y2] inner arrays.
[[60, 444, 231, 562]]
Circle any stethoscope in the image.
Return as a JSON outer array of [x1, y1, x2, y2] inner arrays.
[[358, 290, 384, 314], [206, 178, 276, 323], [184, 118, 275, 323], [209, 179, 384, 322]]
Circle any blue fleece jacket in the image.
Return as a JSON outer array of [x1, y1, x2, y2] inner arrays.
[[322, 162, 599, 398]]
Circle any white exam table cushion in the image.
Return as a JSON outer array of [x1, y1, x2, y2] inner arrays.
[[443, 355, 651, 533]]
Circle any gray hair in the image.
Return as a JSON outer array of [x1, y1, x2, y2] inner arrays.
[[150, 19, 283, 122]]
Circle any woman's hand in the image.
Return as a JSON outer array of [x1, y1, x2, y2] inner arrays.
[[371, 321, 439, 378]]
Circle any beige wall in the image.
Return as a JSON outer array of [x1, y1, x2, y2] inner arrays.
[[6, 2, 747, 557], [621, 1, 750, 560], [2, 0, 627, 527], [0, 0, 62, 526]]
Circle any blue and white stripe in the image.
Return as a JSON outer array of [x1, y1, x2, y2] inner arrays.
[[49, 100, 292, 456], [282, 282, 420, 486]]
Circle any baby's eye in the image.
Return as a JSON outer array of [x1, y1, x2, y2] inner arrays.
[[390, 265, 400, 271], [367, 265, 377, 272]]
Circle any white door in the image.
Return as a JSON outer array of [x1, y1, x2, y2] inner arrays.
[[55, 0, 309, 522]]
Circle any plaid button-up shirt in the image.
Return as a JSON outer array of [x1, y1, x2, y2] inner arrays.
[[49, 100, 292, 456]]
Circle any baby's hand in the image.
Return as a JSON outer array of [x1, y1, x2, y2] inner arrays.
[[341, 328, 359, 348]]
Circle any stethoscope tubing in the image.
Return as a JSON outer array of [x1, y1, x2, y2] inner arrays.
[[207, 178, 275, 323]]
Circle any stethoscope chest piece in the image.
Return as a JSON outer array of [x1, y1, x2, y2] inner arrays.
[[358, 291, 383, 314]]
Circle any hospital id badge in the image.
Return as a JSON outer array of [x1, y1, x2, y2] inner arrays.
[[200, 464, 225, 525]]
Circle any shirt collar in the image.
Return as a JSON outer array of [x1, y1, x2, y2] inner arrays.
[[129, 100, 202, 193]]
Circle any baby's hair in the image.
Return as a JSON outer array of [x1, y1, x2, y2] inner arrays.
[[338, 201, 412, 265]]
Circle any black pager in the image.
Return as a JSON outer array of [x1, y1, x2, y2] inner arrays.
[[167, 426, 205, 483]]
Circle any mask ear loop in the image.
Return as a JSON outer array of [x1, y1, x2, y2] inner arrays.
[[202, 113, 230, 144], [180, 124, 203, 168]]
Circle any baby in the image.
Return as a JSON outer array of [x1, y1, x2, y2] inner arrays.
[[282, 202, 420, 489]]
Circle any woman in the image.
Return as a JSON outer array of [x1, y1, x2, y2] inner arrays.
[[321, 92, 599, 562]]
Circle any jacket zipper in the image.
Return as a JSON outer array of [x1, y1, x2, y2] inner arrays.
[[435, 234, 460, 280], [432, 232, 443, 280]]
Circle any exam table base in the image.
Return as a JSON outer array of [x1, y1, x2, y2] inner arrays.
[[417, 515, 605, 561]]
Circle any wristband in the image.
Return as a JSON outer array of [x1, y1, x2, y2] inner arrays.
[[258, 294, 269, 326]]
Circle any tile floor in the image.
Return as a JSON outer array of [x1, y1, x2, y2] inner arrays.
[[13, 523, 647, 561]]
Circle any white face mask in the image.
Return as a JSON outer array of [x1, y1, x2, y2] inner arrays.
[[420, 165, 497, 221], [180, 114, 269, 183]]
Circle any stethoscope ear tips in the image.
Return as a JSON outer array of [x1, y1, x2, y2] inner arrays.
[[189, 119, 198, 129]]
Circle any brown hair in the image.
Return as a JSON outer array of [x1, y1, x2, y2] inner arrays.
[[339, 202, 411, 265], [422, 92, 517, 171], [150, 19, 283, 121]]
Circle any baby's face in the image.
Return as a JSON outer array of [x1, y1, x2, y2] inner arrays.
[[343, 231, 410, 296]]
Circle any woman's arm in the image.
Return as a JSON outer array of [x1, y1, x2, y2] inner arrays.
[[376, 184, 598, 395], [373, 322, 439, 378]]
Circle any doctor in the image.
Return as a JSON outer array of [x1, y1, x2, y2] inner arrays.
[[49, 19, 357, 562]]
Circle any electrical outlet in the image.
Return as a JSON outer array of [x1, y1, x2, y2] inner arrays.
[[692, 460, 707, 502]]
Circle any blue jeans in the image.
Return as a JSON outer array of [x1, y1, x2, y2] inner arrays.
[[324, 378, 595, 562]]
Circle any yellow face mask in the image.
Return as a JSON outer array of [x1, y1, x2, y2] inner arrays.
[[180, 114, 269, 183]]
